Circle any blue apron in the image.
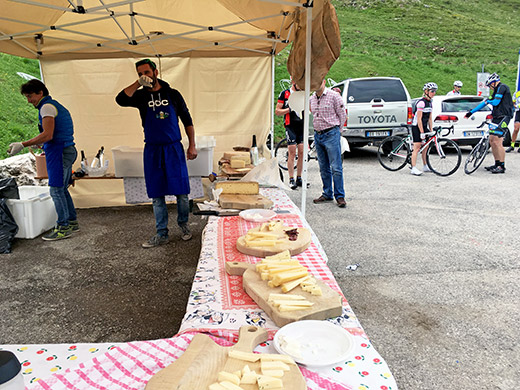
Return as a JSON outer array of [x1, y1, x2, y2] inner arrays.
[[44, 142, 65, 187], [143, 92, 190, 198]]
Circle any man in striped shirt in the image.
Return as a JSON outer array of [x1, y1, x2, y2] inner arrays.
[[309, 80, 347, 208]]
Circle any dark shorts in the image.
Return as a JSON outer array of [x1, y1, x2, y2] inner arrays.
[[286, 125, 304, 145], [489, 116, 511, 138], [411, 125, 426, 143], [515, 111, 520, 123]]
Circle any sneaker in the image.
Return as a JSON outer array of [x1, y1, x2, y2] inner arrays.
[[484, 164, 497, 171], [289, 178, 297, 190], [313, 195, 333, 204], [422, 165, 432, 173], [518, 148, 520, 153], [295, 177, 303, 187], [42, 225, 73, 241], [180, 225, 192, 241], [142, 234, 169, 248], [336, 197, 347, 208], [505, 146, 514, 153], [490, 165, 506, 174], [69, 220, 79, 233], [410, 166, 423, 176]]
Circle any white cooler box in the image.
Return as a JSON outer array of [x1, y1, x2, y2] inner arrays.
[[112, 136, 215, 177], [6, 186, 57, 239]]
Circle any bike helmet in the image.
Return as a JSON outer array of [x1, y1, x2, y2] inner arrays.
[[485, 73, 500, 87], [454, 80, 463, 87], [423, 82, 438, 92]]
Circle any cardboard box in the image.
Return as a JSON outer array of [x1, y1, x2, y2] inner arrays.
[[6, 186, 57, 239]]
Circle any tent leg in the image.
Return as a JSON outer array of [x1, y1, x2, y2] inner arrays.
[[301, 2, 312, 218], [270, 54, 275, 156]]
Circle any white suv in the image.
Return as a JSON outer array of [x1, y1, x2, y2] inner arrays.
[[332, 77, 412, 147], [412, 95, 495, 146]]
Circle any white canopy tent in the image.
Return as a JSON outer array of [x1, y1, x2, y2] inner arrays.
[[0, 0, 340, 213]]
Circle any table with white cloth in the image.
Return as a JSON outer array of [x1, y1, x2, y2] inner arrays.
[[0, 188, 398, 390]]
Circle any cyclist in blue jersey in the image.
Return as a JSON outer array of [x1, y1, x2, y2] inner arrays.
[[464, 73, 514, 174], [505, 90, 520, 153]]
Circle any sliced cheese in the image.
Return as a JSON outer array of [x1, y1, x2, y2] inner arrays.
[[245, 238, 277, 247], [215, 181, 258, 194], [260, 369, 284, 378], [240, 370, 257, 385], [219, 381, 245, 390], [218, 371, 240, 386], [209, 382, 226, 390], [257, 375, 283, 390], [271, 269, 309, 286], [247, 232, 280, 239], [260, 361, 291, 371], [233, 370, 242, 379], [279, 304, 312, 312], [259, 354, 296, 365], [271, 300, 313, 308], [268, 293, 306, 301], [228, 350, 260, 362], [280, 275, 312, 293], [230, 159, 246, 168]]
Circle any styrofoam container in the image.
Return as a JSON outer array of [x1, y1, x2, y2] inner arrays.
[[6, 186, 57, 239], [112, 138, 215, 177]]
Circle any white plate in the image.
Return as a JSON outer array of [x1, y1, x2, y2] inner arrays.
[[239, 209, 276, 223], [273, 320, 356, 367]]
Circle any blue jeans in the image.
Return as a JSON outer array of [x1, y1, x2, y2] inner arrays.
[[314, 127, 345, 199], [152, 194, 189, 237], [49, 145, 78, 226]]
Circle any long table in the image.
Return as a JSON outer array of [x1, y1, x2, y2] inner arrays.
[[1, 188, 398, 390]]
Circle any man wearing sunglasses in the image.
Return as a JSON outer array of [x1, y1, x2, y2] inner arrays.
[[116, 59, 197, 247]]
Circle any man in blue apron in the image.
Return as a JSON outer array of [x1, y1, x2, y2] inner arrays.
[[116, 59, 197, 248], [8, 79, 79, 241]]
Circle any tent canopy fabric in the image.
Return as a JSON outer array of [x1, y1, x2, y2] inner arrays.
[[0, 0, 313, 60]]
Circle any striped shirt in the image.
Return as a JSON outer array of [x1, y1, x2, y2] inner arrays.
[[309, 87, 347, 131]]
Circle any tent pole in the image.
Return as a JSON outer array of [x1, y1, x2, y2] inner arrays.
[[270, 54, 275, 156], [301, 1, 312, 217]]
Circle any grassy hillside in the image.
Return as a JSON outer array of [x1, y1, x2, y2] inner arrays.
[[0, 53, 40, 159], [1, 0, 519, 157]]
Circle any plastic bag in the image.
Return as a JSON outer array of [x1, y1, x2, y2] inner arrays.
[[0, 199, 18, 254], [241, 158, 291, 191], [0, 178, 19, 199]]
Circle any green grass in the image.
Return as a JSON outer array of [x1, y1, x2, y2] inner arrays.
[[0, 53, 40, 159], [1, 0, 519, 156]]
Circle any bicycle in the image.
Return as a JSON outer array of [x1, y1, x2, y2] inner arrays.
[[463, 120, 492, 174], [377, 125, 462, 176], [274, 135, 317, 171]]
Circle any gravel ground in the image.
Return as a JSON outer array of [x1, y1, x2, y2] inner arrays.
[[1, 145, 519, 390]]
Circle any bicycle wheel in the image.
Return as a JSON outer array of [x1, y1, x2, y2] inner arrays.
[[426, 138, 461, 176], [274, 138, 297, 171], [377, 136, 410, 171], [464, 138, 489, 174]]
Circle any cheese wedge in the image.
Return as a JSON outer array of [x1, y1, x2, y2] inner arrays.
[[240, 370, 257, 385], [271, 269, 309, 286], [257, 375, 283, 390], [215, 181, 258, 194], [223, 152, 251, 164], [259, 354, 296, 365], [230, 159, 246, 168], [209, 382, 226, 390], [280, 275, 312, 293], [219, 381, 245, 390], [228, 350, 260, 362], [218, 372, 240, 386], [265, 250, 291, 260], [261, 361, 291, 371]]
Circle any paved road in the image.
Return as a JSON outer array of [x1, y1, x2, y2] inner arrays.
[[285, 146, 519, 390]]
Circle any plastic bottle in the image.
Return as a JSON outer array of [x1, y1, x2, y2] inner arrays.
[[0, 351, 24, 390], [250, 135, 259, 166]]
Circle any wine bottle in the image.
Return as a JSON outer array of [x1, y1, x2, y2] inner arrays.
[[250, 135, 259, 166], [99, 146, 105, 167], [80, 150, 88, 165], [90, 149, 101, 168]]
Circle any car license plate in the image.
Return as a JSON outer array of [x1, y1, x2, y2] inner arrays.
[[367, 131, 390, 137], [463, 131, 483, 137]]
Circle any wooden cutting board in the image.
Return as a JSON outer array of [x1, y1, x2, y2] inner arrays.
[[236, 226, 311, 257], [226, 262, 343, 327], [145, 326, 307, 390], [219, 194, 274, 210]]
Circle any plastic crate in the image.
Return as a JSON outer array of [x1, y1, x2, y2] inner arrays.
[[6, 186, 57, 239], [112, 138, 215, 177]]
